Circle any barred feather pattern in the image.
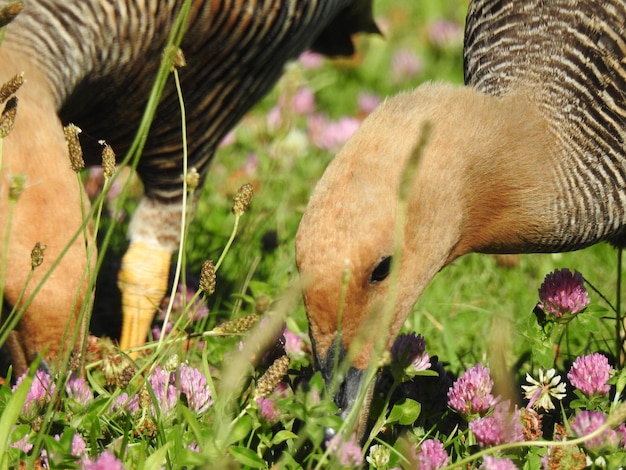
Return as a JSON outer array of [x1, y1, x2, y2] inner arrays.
[[3, 0, 373, 200], [464, 0, 626, 251]]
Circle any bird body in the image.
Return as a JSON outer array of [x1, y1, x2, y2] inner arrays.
[[296, 0, 626, 434], [0, 0, 378, 374]]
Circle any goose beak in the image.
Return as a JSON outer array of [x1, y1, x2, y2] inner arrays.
[[315, 336, 375, 441]]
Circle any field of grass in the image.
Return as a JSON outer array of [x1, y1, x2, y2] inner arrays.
[[2, 0, 626, 468]]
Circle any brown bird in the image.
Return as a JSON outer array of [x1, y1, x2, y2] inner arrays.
[[0, 0, 378, 376], [296, 0, 626, 437]]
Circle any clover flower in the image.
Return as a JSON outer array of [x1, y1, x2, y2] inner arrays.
[[522, 368, 567, 411], [391, 332, 431, 373], [66, 377, 93, 408], [537, 268, 589, 318], [287, 87, 316, 115], [327, 433, 363, 467], [391, 49, 423, 83], [41, 432, 88, 468], [567, 353, 612, 397], [357, 93, 381, 116], [112, 392, 140, 416], [179, 364, 213, 414], [414, 439, 449, 470], [123, 366, 177, 417], [366, 444, 391, 469], [83, 451, 125, 470], [256, 397, 280, 423], [307, 114, 360, 151], [282, 328, 305, 359], [447, 364, 497, 416], [148, 366, 178, 415], [469, 402, 524, 447], [13, 370, 56, 419], [427, 19, 463, 47], [71, 433, 87, 457], [298, 50, 323, 69], [10, 433, 32, 454], [570, 411, 618, 450], [480, 456, 518, 470]]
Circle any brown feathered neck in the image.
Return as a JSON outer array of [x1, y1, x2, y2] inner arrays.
[[296, 82, 557, 369]]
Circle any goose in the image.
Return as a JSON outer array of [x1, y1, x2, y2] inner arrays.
[[0, 0, 378, 375], [296, 0, 626, 436]]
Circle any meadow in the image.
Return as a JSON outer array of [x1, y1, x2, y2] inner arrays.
[[1, 0, 626, 468]]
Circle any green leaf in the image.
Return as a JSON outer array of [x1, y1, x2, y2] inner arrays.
[[144, 441, 173, 470], [228, 414, 253, 445], [531, 339, 555, 370], [229, 446, 267, 468], [271, 430, 298, 446], [613, 368, 626, 395], [387, 398, 421, 426]]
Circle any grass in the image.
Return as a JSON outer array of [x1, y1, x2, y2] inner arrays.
[[1, 0, 626, 468]]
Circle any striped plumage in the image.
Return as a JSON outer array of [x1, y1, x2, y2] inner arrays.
[[295, 0, 626, 437], [465, 0, 626, 250], [7, 0, 377, 200], [0, 0, 377, 374]]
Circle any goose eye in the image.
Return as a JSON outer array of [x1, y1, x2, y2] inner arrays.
[[370, 256, 392, 284]]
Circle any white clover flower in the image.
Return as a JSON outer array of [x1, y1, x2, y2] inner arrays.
[[522, 368, 567, 411]]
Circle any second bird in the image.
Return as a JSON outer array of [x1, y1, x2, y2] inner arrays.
[[296, 0, 626, 437]]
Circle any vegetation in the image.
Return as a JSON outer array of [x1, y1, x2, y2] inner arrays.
[[1, 0, 625, 468]]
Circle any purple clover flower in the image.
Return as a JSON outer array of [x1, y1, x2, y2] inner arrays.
[[414, 439, 449, 470], [537, 268, 589, 318], [10, 433, 32, 454], [327, 433, 363, 467], [112, 392, 138, 414], [289, 87, 316, 116], [391, 332, 431, 372], [123, 366, 177, 416], [71, 433, 87, 457], [41, 432, 88, 468], [113, 365, 213, 417], [12, 370, 56, 419], [469, 402, 524, 447], [307, 114, 360, 151], [479, 456, 518, 470], [148, 366, 178, 415], [391, 49, 423, 83], [298, 50, 324, 69], [427, 19, 463, 47], [256, 397, 280, 423], [83, 451, 125, 470], [447, 364, 497, 416], [567, 353, 612, 397], [357, 93, 381, 116], [570, 410, 618, 450], [66, 377, 93, 407], [283, 328, 305, 358], [178, 364, 213, 413]]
